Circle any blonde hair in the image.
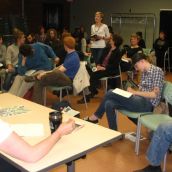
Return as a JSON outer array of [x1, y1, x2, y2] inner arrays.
[[13, 28, 24, 43], [130, 33, 139, 40], [95, 11, 104, 19]]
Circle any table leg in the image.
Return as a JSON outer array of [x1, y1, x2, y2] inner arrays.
[[67, 161, 75, 172]]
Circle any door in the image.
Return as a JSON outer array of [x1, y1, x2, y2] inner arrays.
[[43, 3, 63, 30]]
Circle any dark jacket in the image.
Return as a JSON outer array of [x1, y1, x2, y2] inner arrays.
[[101, 47, 122, 75]]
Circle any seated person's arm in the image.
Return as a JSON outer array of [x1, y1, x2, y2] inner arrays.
[[5, 48, 15, 72], [57, 64, 66, 72], [54, 57, 60, 65], [0, 119, 75, 163], [121, 54, 132, 62], [96, 65, 105, 71], [127, 87, 160, 99], [17, 55, 28, 75]]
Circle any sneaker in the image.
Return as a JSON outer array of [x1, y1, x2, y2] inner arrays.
[[83, 116, 98, 124], [133, 165, 162, 172]]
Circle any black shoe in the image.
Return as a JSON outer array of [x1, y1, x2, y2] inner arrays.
[[133, 165, 162, 172], [77, 96, 90, 104], [83, 116, 98, 124], [89, 90, 98, 98]]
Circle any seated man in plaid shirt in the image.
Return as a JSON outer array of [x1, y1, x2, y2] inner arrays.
[[84, 53, 164, 130]]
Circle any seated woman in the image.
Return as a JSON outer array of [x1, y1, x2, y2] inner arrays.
[[78, 34, 123, 103], [120, 33, 143, 72], [9, 42, 59, 97], [45, 28, 61, 56], [84, 53, 164, 131]]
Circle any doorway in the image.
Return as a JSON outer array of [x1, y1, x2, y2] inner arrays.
[[43, 3, 63, 30]]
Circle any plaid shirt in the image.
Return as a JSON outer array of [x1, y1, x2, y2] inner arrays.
[[139, 65, 164, 107]]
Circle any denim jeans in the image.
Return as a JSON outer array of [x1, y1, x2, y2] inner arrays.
[[147, 122, 172, 166], [3, 70, 17, 91], [91, 48, 104, 65], [94, 90, 153, 130]]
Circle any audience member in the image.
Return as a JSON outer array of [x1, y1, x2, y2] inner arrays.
[[136, 31, 146, 48], [45, 28, 61, 56], [37, 26, 46, 43], [84, 53, 164, 130], [133, 122, 172, 172], [0, 35, 6, 65], [3, 29, 25, 91], [9, 42, 59, 97], [53, 32, 72, 66], [78, 34, 123, 103], [26, 33, 36, 44], [153, 31, 168, 68], [80, 25, 88, 40], [0, 118, 75, 171], [90, 11, 110, 65], [121, 33, 143, 72], [31, 36, 80, 105]]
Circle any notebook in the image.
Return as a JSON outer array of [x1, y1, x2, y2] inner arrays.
[[112, 88, 133, 98]]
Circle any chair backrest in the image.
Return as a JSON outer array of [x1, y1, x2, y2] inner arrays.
[[162, 81, 172, 106], [143, 48, 152, 56], [73, 61, 90, 95]]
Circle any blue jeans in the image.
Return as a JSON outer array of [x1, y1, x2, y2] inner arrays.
[[3, 71, 17, 91], [147, 122, 172, 166], [94, 90, 153, 130], [91, 48, 104, 65]]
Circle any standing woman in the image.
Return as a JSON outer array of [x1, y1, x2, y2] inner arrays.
[[91, 11, 110, 65]]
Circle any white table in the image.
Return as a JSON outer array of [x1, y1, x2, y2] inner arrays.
[[0, 93, 122, 172]]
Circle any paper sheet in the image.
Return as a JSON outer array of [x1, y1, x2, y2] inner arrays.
[[112, 88, 133, 98], [121, 58, 129, 63], [62, 106, 80, 117], [25, 69, 36, 76], [11, 123, 44, 137]]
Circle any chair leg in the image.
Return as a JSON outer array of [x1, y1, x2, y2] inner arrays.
[[105, 79, 108, 93], [163, 153, 167, 172], [82, 90, 88, 109], [43, 87, 47, 106], [66, 88, 70, 103], [115, 110, 118, 130], [120, 76, 123, 89], [59, 88, 62, 102], [135, 117, 141, 155], [164, 53, 166, 73], [168, 52, 170, 73]]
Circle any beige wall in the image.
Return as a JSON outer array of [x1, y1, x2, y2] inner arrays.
[[70, 0, 172, 47]]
